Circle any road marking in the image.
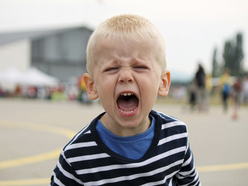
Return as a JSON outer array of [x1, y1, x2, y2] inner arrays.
[[0, 120, 76, 139], [0, 120, 76, 169], [0, 148, 61, 169], [197, 162, 248, 172], [0, 178, 49, 186], [1, 120, 248, 185], [0, 120, 77, 185]]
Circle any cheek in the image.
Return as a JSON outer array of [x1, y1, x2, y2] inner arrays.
[[140, 77, 160, 98], [142, 73, 160, 89], [96, 78, 115, 98]]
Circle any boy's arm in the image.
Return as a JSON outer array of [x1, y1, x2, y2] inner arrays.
[[50, 151, 83, 186], [175, 141, 201, 186]]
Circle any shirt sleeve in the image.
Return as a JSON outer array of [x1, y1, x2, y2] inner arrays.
[[50, 151, 84, 186], [175, 140, 201, 186]]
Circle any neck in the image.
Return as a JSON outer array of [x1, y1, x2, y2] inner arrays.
[[100, 114, 151, 137]]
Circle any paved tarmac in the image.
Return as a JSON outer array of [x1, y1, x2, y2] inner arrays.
[[0, 99, 247, 186]]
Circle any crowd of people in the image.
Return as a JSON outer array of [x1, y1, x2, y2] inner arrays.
[[0, 83, 74, 100], [0, 74, 94, 104], [188, 63, 248, 119], [1, 66, 248, 114]]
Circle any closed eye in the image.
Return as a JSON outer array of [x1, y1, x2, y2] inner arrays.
[[134, 66, 148, 69], [104, 67, 119, 72]]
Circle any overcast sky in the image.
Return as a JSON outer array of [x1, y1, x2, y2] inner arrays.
[[0, 0, 247, 76]]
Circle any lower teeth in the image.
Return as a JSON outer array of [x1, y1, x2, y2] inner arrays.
[[119, 107, 137, 113]]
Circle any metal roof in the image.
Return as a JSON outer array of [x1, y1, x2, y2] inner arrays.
[[0, 26, 92, 45]]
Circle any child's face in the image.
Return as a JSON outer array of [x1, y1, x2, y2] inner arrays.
[[84, 37, 170, 136]]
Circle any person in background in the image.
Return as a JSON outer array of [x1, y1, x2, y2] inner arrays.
[[14, 84, 22, 97], [205, 74, 213, 111], [219, 68, 232, 112], [187, 80, 197, 111], [77, 74, 88, 103], [242, 75, 248, 105], [232, 77, 242, 119], [195, 63, 206, 111]]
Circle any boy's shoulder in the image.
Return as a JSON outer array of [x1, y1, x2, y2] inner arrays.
[[151, 110, 188, 138], [62, 112, 105, 152], [62, 124, 95, 153], [151, 110, 187, 128]]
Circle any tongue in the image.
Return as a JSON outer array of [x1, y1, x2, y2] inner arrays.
[[117, 96, 138, 111]]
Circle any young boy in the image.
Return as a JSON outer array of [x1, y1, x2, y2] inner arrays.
[[50, 14, 200, 186]]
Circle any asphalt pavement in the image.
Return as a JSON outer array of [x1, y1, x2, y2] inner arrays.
[[0, 99, 247, 186]]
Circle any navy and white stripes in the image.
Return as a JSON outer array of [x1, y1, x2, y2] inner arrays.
[[50, 110, 200, 186]]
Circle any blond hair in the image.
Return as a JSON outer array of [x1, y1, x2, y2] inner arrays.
[[86, 14, 166, 75]]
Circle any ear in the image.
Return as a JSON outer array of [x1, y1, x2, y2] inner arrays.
[[83, 73, 99, 100], [158, 70, 171, 97]]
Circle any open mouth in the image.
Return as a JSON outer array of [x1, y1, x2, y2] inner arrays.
[[117, 93, 139, 114]]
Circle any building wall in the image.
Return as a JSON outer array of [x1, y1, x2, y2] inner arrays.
[[31, 27, 92, 82], [0, 39, 30, 73]]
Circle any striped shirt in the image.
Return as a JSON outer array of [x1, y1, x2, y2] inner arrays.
[[50, 110, 201, 186]]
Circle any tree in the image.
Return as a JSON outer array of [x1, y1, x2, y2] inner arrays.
[[222, 32, 244, 76], [212, 47, 219, 77], [234, 33, 244, 74]]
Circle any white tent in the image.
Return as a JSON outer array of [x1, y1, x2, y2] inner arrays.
[[0, 68, 23, 83], [0, 68, 23, 91], [17, 67, 59, 87]]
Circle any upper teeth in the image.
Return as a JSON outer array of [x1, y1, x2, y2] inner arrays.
[[121, 93, 133, 96]]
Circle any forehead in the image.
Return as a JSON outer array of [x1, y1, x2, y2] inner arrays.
[[95, 36, 158, 58]]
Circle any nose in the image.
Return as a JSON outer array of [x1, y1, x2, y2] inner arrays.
[[118, 69, 134, 84]]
